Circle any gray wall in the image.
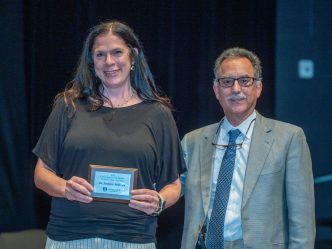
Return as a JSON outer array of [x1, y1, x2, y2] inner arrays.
[[276, 0, 332, 240]]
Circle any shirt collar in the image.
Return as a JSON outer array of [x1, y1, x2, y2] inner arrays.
[[218, 111, 257, 143]]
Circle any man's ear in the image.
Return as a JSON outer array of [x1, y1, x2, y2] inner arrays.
[[256, 80, 263, 98], [213, 83, 220, 100]]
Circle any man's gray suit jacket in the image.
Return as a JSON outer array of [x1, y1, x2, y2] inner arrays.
[[181, 112, 315, 249]]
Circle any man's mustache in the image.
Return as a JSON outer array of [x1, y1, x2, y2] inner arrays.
[[227, 94, 247, 101]]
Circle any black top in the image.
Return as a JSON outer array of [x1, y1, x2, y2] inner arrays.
[[33, 99, 186, 243]]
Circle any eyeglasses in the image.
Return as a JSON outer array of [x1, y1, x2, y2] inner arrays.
[[212, 118, 256, 149], [216, 77, 259, 88]]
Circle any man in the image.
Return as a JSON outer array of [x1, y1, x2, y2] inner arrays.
[[181, 47, 315, 249]]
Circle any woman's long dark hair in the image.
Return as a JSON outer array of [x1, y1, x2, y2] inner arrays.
[[56, 21, 171, 110]]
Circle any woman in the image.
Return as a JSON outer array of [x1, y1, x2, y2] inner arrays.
[[33, 21, 185, 249]]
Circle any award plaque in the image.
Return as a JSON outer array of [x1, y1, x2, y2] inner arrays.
[[88, 164, 138, 203]]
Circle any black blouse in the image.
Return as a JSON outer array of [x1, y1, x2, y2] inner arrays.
[[33, 99, 186, 243]]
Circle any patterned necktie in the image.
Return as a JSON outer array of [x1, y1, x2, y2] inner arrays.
[[206, 129, 241, 249]]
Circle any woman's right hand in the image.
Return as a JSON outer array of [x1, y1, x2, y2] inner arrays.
[[65, 176, 94, 203], [34, 158, 93, 203]]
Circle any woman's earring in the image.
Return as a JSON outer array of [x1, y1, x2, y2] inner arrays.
[[130, 64, 135, 71]]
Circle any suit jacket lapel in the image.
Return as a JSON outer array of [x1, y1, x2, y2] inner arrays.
[[199, 124, 218, 215], [242, 113, 274, 208]]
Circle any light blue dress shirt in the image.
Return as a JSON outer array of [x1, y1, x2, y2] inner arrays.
[[207, 111, 256, 241]]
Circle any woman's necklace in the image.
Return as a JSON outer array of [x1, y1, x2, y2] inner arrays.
[[106, 90, 134, 108]]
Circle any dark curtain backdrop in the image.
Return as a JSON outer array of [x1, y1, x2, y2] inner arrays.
[[1, 0, 275, 248]]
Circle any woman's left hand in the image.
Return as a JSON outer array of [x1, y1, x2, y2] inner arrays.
[[129, 189, 159, 215]]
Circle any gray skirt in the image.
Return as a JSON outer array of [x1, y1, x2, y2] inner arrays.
[[45, 237, 156, 249]]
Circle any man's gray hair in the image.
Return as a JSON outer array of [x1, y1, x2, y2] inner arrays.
[[213, 47, 262, 81]]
